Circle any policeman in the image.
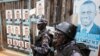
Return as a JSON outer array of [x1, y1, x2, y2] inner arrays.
[[54, 22, 82, 56], [31, 18, 53, 56]]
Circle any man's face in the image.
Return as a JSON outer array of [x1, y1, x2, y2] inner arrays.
[[16, 11, 20, 19], [25, 28, 29, 36], [25, 11, 29, 19], [80, 3, 96, 27], [38, 3, 43, 15], [15, 27, 18, 35], [8, 26, 11, 33], [7, 12, 11, 19], [54, 30, 65, 47], [37, 23, 46, 30]]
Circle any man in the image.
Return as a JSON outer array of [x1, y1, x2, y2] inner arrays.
[[15, 27, 19, 36], [77, 1, 100, 34], [16, 11, 20, 19], [7, 11, 11, 19], [8, 26, 11, 34], [24, 11, 29, 19], [37, 3, 44, 19], [54, 22, 82, 56], [31, 19, 53, 56], [25, 27, 29, 37]]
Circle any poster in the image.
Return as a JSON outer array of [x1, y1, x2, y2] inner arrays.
[[6, 25, 12, 38], [7, 38, 13, 48], [22, 9, 30, 25], [74, 0, 100, 56], [14, 25, 21, 39], [36, 0, 45, 19], [6, 10, 13, 23], [14, 9, 21, 24], [18, 40, 24, 50], [22, 26, 30, 40], [13, 39, 19, 49], [25, 41, 30, 52], [22, 9, 29, 21]]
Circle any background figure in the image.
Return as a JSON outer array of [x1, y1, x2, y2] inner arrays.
[[77, 1, 100, 34]]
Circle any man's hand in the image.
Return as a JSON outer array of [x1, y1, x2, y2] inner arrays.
[[31, 44, 35, 48]]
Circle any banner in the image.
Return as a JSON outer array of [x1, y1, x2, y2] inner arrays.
[[74, 0, 100, 56]]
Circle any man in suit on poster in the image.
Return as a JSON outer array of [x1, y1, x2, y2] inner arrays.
[[7, 11, 11, 19], [8, 26, 11, 34], [25, 27, 29, 37], [16, 11, 20, 19], [15, 27, 19, 36], [77, 1, 100, 34], [24, 11, 29, 19]]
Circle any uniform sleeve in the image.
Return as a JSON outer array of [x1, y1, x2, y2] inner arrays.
[[34, 34, 50, 54]]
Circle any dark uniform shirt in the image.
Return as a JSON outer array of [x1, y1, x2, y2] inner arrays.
[[34, 29, 51, 56], [55, 41, 82, 56]]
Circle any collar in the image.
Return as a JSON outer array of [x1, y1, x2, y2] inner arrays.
[[81, 23, 93, 33]]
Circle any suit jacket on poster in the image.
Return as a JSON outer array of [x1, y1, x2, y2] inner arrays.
[[77, 23, 100, 34]]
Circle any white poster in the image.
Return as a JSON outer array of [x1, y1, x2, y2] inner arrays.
[[14, 9, 21, 19], [6, 10, 13, 20], [14, 9, 21, 23], [7, 25, 12, 34], [13, 39, 19, 49], [25, 41, 30, 52], [18, 40, 24, 50], [74, 0, 100, 56], [14, 25, 20, 39], [22, 9, 29, 20], [7, 38, 12, 48], [22, 9, 30, 25], [23, 26, 30, 40], [36, 0, 45, 19], [6, 25, 12, 38]]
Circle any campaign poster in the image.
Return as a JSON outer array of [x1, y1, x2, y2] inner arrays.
[[7, 38, 13, 48], [29, 8, 37, 23], [36, 0, 45, 19], [22, 9, 29, 23], [73, 0, 100, 56], [24, 41, 30, 52], [14, 9, 21, 24], [22, 26, 30, 40], [6, 25, 12, 38], [13, 39, 19, 49], [14, 25, 21, 39], [6, 10, 13, 23], [18, 40, 24, 50]]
